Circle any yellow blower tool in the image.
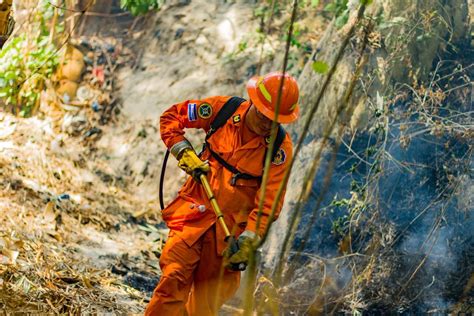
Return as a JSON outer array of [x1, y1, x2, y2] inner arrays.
[[198, 172, 242, 270], [198, 173, 231, 240]]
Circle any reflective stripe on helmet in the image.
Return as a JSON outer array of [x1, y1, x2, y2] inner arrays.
[[257, 78, 272, 103], [247, 71, 300, 123]]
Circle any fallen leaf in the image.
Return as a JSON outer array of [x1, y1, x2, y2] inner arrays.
[[312, 61, 329, 74]]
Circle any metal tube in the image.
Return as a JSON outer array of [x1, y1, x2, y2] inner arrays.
[[199, 174, 231, 239]]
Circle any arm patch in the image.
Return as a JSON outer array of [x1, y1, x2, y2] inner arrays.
[[188, 103, 197, 121], [272, 148, 286, 165], [198, 103, 213, 119]]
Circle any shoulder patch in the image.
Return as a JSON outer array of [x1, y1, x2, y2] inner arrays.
[[233, 114, 241, 124], [272, 148, 286, 165], [188, 103, 197, 121], [198, 103, 213, 119]]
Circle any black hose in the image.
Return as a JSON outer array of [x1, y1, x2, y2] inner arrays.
[[159, 149, 170, 210]]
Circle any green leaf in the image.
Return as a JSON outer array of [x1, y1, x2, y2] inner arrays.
[[324, 3, 336, 12], [38, 36, 49, 47], [312, 61, 329, 74], [360, 0, 373, 5], [4, 71, 16, 80], [311, 0, 320, 7], [335, 11, 350, 28]]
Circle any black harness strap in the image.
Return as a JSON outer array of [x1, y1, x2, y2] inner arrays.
[[203, 97, 287, 186], [208, 148, 261, 185], [207, 97, 246, 138], [272, 125, 286, 160]]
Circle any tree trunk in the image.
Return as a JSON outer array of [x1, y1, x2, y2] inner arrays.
[[295, 0, 470, 137], [72, 0, 114, 36]]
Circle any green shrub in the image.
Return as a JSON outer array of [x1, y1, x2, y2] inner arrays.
[[324, 0, 349, 28], [0, 1, 59, 117], [120, 0, 162, 16]]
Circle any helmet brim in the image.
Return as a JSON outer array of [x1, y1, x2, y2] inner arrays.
[[246, 75, 299, 124]]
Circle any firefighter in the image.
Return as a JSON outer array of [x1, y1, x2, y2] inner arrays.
[[146, 72, 299, 316]]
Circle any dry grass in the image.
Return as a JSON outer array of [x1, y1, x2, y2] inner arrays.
[[0, 111, 166, 313]]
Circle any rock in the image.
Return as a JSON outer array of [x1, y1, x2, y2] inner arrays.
[[56, 79, 79, 101], [0, 0, 12, 11], [50, 136, 64, 153], [83, 127, 102, 138], [105, 43, 115, 53], [91, 100, 101, 112], [246, 64, 257, 77], [78, 38, 93, 51], [56, 45, 85, 82], [76, 85, 94, 102], [94, 169, 114, 184], [123, 271, 160, 294], [154, 29, 161, 39], [170, 0, 191, 6], [97, 54, 106, 65], [83, 55, 93, 65], [61, 114, 87, 136], [177, 0, 191, 6], [175, 28, 185, 39], [111, 264, 128, 276], [58, 193, 70, 200]]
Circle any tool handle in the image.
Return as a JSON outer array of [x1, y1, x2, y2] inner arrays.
[[199, 173, 231, 239], [225, 236, 247, 271], [226, 235, 239, 253]]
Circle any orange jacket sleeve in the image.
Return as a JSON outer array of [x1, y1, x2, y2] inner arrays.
[[245, 134, 293, 237], [160, 96, 230, 149]]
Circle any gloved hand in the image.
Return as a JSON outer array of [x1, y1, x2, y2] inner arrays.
[[225, 231, 257, 271], [177, 148, 210, 177]]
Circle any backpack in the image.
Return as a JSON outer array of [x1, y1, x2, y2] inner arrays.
[[202, 96, 286, 186]]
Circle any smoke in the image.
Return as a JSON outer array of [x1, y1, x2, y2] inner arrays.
[[262, 117, 473, 313], [264, 139, 324, 266]]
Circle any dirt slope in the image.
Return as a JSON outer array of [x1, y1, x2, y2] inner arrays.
[[0, 0, 265, 312], [0, 112, 161, 312], [118, 0, 259, 121], [0, 0, 326, 312]]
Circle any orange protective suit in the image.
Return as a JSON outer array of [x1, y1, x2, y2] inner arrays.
[[146, 96, 293, 316]]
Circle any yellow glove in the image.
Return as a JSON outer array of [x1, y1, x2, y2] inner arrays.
[[225, 231, 258, 271], [178, 148, 210, 176]]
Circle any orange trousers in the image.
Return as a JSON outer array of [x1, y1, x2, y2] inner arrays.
[[145, 226, 240, 316]]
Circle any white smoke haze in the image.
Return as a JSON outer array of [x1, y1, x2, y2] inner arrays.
[[264, 139, 325, 266], [259, 116, 473, 313]]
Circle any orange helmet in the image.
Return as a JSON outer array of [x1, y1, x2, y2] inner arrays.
[[246, 71, 299, 124]]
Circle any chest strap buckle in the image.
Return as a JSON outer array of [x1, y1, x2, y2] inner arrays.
[[230, 173, 241, 186]]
